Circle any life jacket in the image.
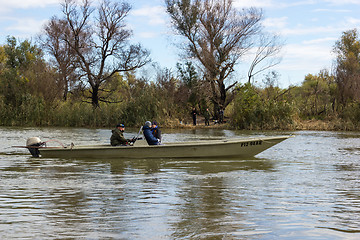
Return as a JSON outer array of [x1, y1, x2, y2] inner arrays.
[[143, 125, 159, 145]]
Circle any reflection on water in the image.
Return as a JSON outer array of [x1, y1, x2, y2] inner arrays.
[[1, 127, 360, 239]]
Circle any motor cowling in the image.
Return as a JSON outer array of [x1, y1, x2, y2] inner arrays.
[[26, 137, 43, 158], [26, 137, 42, 146]]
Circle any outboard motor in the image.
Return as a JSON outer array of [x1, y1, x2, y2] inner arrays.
[[26, 137, 44, 157]]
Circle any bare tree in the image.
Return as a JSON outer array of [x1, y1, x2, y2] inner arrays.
[[247, 33, 283, 84], [165, 0, 262, 117], [59, 0, 150, 107], [41, 16, 78, 101]]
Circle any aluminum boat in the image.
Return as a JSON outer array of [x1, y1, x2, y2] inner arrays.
[[24, 135, 292, 159]]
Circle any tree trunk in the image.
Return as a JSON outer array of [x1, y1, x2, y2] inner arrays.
[[219, 81, 226, 109], [91, 85, 100, 108], [63, 76, 68, 101]]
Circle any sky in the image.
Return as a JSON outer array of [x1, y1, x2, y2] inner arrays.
[[0, 0, 360, 87]]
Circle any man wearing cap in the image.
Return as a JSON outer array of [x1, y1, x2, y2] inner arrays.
[[110, 123, 131, 146]]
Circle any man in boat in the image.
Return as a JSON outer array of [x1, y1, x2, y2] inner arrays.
[[110, 123, 132, 146], [143, 121, 160, 145], [151, 121, 162, 143]]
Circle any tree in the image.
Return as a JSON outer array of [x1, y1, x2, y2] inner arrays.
[[0, 46, 5, 71], [59, 0, 150, 108], [0, 37, 44, 106], [333, 28, 360, 106], [302, 71, 331, 117], [40, 17, 78, 101], [247, 33, 283, 84], [262, 70, 279, 99], [153, 65, 178, 118], [290, 69, 335, 119], [176, 61, 200, 107], [165, 0, 263, 117]]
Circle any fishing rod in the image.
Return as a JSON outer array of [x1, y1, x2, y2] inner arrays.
[[130, 126, 143, 145]]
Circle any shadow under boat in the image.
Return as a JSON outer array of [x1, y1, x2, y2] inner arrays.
[[58, 156, 276, 175]]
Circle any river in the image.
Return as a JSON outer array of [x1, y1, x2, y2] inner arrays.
[[0, 127, 360, 239]]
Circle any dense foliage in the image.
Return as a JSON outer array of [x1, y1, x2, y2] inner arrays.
[[1, 30, 360, 130], [230, 83, 293, 130], [1, 0, 360, 130]]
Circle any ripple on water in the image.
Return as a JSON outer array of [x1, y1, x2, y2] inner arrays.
[[1, 128, 360, 239]]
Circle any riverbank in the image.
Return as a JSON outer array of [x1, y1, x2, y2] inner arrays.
[[292, 119, 360, 131], [162, 117, 360, 131], [1, 111, 358, 131]]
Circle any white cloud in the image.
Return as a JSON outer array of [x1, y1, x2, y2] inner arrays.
[[313, 8, 352, 13], [138, 32, 158, 39], [131, 6, 166, 26], [281, 25, 339, 36], [345, 17, 360, 26], [5, 17, 47, 36], [0, 0, 59, 9], [234, 0, 321, 9], [303, 37, 337, 44], [262, 17, 288, 29], [279, 43, 333, 72], [324, 0, 360, 5], [263, 18, 342, 37], [234, 0, 273, 8], [240, 41, 334, 85], [234, 0, 360, 10], [274, 16, 360, 38]]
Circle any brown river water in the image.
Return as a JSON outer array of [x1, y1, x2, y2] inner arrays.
[[0, 127, 360, 239]]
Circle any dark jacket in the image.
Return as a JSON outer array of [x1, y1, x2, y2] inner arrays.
[[110, 128, 129, 146], [143, 125, 160, 145], [152, 126, 162, 142], [204, 110, 210, 120]]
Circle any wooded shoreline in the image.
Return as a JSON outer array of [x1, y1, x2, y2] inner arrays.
[[1, 5, 360, 132]]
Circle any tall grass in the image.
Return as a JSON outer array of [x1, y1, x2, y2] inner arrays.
[[0, 93, 163, 128], [0, 95, 48, 126], [0, 96, 125, 127], [230, 84, 294, 130], [1, 84, 360, 131]]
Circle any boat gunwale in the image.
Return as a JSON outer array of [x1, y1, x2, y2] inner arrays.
[[38, 135, 292, 152]]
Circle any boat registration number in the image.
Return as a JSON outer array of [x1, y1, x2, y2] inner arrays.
[[240, 141, 262, 147]]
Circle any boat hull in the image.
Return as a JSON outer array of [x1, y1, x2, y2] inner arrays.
[[38, 136, 291, 159]]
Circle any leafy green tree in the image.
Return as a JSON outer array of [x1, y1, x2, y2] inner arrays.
[[231, 83, 262, 129], [333, 28, 360, 106], [176, 61, 200, 107], [0, 46, 5, 71], [0, 37, 60, 125], [296, 70, 335, 118], [0, 37, 43, 107], [120, 72, 158, 126], [231, 82, 293, 130]]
